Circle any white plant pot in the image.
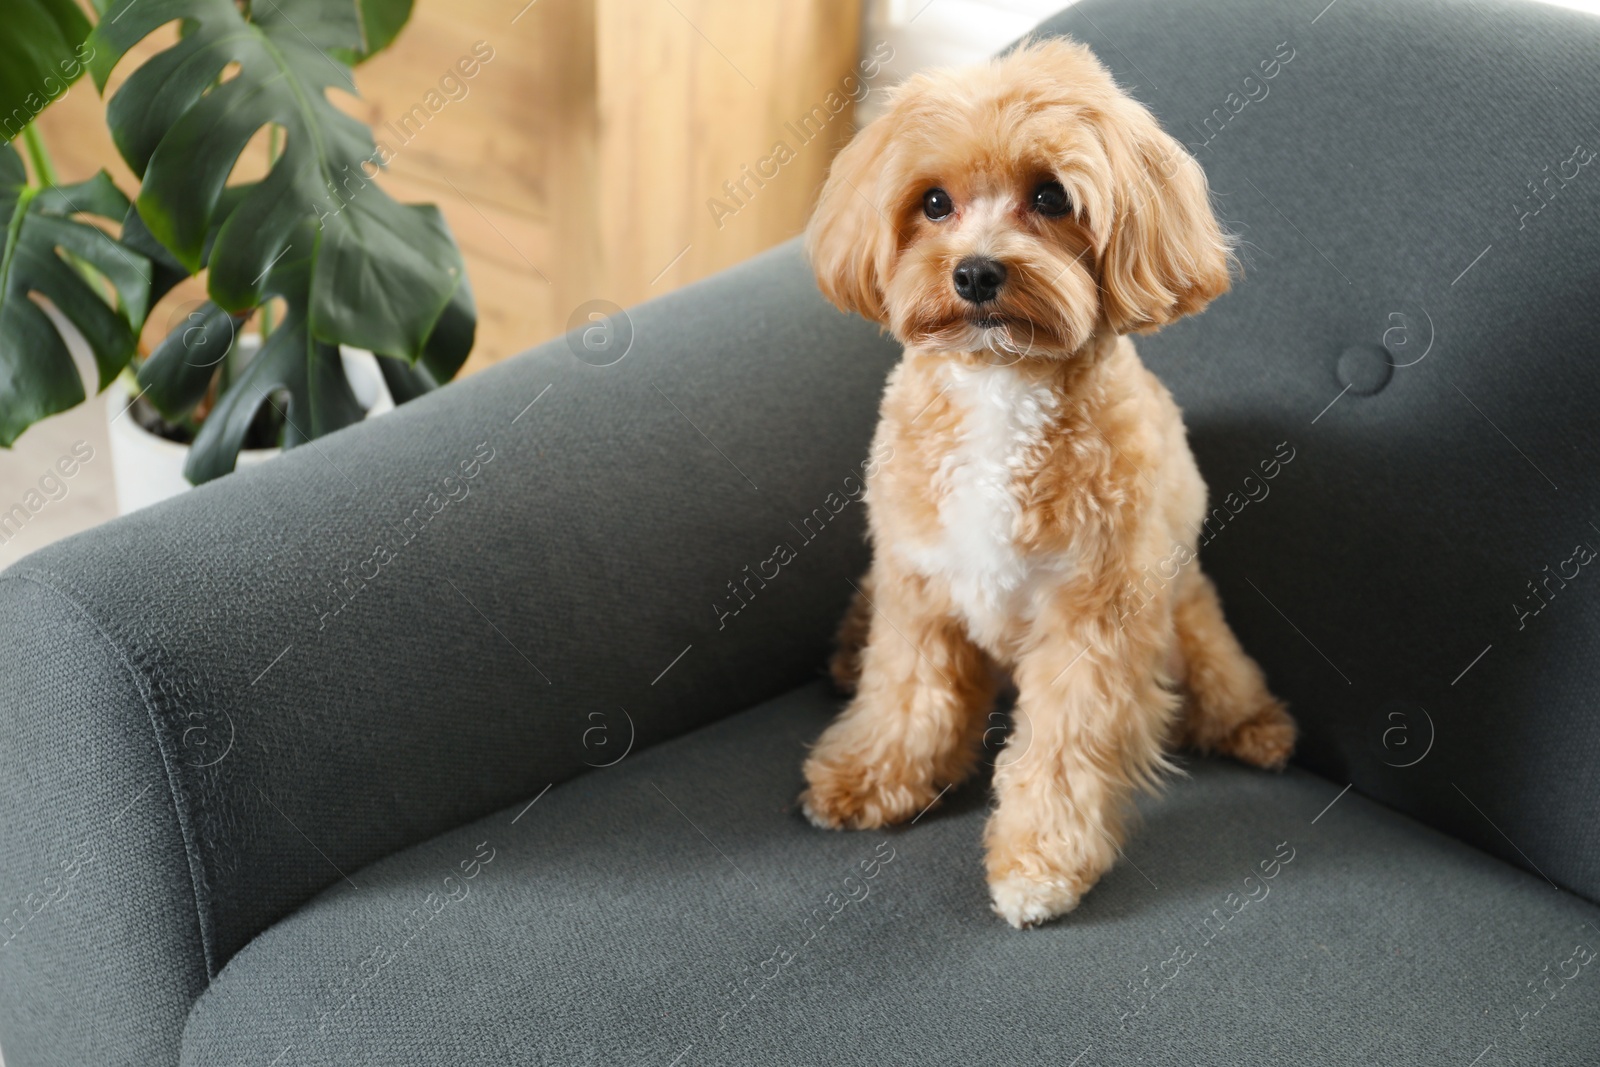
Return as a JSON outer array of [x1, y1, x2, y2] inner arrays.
[[105, 338, 393, 516]]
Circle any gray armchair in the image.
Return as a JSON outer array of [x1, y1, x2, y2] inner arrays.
[[3, 0, 1598, 1063]]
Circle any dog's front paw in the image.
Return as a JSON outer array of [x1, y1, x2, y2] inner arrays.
[[987, 870, 1086, 929], [1220, 698, 1296, 771], [799, 756, 939, 831], [984, 815, 1111, 928]]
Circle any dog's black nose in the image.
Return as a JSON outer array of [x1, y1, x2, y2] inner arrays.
[[952, 256, 1006, 303]]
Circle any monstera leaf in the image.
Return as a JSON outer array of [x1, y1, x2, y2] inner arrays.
[[0, 0, 469, 468], [179, 221, 363, 484], [132, 199, 474, 481], [0, 145, 152, 446], [87, 0, 465, 366], [0, 0, 92, 141], [339, 0, 415, 64]]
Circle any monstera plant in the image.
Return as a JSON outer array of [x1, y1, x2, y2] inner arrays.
[[0, 0, 474, 482]]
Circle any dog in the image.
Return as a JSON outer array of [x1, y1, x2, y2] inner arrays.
[[798, 38, 1297, 928]]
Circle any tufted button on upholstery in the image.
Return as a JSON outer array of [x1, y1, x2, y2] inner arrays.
[[1336, 343, 1395, 396]]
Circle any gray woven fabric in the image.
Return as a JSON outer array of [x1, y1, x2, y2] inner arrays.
[[1033, 0, 1600, 900], [0, 575, 207, 1067], [179, 681, 1600, 1066]]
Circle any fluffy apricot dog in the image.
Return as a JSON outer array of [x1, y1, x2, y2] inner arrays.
[[799, 38, 1297, 927]]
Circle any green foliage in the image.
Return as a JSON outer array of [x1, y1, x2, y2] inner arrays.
[[1, 0, 475, 483], [0, 0, 92, 144], [0, 148, 151, 446]]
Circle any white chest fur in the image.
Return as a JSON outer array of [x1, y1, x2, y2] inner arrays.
[[897, 361, 1071, 648]]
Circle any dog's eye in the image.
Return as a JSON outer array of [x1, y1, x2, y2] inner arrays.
[[923, 188, 953, 220], [1032, 180, 1071, 218]]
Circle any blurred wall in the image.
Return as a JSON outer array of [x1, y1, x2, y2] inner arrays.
[[861, 0, 1076, 122], [596, 1, 865, 309]]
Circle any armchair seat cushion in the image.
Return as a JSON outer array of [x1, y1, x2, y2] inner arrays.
[[179, 682, 1600, 1066]]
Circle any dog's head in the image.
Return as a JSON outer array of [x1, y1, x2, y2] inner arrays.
[[806, 38, 1233, 358]]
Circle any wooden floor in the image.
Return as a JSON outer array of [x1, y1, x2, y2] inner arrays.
[[33, 0, 862, 377]]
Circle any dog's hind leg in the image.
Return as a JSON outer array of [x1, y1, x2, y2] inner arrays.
[[1173, 569, 1296, 770], [828, 573, 874, 694]]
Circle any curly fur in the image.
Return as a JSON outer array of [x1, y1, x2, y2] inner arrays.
[[800, 38, 1296, 928]]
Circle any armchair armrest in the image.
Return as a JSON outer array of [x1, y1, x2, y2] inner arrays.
[[0, 240, 898, 1065]]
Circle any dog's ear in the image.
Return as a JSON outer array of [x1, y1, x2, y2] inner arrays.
[[1097, 106, 1233, 333], [805, 113, 900, 323]]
